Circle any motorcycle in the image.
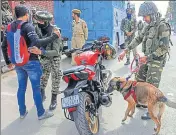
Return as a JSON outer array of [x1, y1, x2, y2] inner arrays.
[[61, 40, 113, 135], [64, 36, 117, 60]]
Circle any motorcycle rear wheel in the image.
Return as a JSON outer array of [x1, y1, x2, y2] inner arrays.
[[74, 92, 99, 135]]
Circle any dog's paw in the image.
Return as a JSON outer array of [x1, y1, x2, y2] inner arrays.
[[154, 128, 157, 132]]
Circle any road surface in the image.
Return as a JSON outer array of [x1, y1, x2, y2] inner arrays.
[[1, 35, 176, 135]]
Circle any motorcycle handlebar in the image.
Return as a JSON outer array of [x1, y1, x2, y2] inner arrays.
[[62, 46, 92, 55], [62, 39, 109, 54]]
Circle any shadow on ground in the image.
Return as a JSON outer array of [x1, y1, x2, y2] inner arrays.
[[1, 106, 47, 135]]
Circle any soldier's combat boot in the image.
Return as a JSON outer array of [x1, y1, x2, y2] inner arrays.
[[41, 89, 46, 102], [124, 59, 130, 65], [49, 94, 57, 111], [136, 59, 139, 67]]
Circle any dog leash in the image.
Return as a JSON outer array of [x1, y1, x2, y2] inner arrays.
[[126, 53, 141, 81]]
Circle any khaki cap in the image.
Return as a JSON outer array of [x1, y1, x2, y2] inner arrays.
[[72, 9, 81, 14]]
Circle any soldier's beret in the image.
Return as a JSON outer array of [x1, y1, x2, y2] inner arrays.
[[35, 11, 53, 22], [72, 9, 81, 14]]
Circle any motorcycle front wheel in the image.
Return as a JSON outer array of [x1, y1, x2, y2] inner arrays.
[[74, 92, 99, 135]]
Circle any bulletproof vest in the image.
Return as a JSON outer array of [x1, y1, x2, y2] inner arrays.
[[142, 19, 171, 60], [36, 25, 63, 59], [36, 24, 53, 50]]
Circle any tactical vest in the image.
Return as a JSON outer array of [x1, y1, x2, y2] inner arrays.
[[142, 19, 172, 61], [35, 25, 63, 59]]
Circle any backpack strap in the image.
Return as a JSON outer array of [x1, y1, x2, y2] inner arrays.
[[7, 24, 11, 32]]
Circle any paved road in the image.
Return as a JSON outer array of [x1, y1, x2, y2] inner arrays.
[[1, 35, 176, 135]]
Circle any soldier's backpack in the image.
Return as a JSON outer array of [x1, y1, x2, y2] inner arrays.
[[156, 19, 173, 61], [6, 21, 30, 66]]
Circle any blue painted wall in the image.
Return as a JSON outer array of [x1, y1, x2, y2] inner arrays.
[[54, 1, 126, 49]]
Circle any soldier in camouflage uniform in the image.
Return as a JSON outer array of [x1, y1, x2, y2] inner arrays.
[[71, 9, 88, 65], [120, 7, 138, 66], [118, 2, 171, 120], [29, 11, 63, 111], [1, 0, 13, 41]]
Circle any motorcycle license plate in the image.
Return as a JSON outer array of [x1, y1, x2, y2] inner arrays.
[[61, 95, 80, 109]]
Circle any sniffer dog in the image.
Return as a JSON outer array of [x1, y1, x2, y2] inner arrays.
[[107, 77, 176, 135]]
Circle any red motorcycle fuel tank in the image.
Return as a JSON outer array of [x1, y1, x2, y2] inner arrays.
[[75, 51, 99, 66]]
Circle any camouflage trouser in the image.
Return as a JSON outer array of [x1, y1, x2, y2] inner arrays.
[[40, 56, 62, 94], [135, 60, 164, 88], [125, 40, 137, 60]]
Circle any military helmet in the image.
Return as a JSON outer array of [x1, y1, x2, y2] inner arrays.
[[35, 11, 53, 22], [138, 1, 158, 17]]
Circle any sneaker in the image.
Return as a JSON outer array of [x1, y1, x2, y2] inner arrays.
[[141, 112, 151, 120], [38, 110, 54, 120], [20, 111, 28, 119]]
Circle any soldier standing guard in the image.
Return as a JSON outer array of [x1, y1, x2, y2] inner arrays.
[[118, 1, 172, 120], [1, 0, 13, 41], [71, 9, 88, 65], [29, 11, 63, 111], [120, 7, 138, 66]]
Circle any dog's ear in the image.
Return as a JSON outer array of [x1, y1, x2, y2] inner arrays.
[[114, 77, 133, 90]]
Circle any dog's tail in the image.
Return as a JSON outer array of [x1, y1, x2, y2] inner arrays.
[[159, 96, 176, 109]]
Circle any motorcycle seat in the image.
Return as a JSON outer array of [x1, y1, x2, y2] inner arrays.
[[63, 65, 85, 75]]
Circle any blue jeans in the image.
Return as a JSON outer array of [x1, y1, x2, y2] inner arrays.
[[15, 61, 45, 117]]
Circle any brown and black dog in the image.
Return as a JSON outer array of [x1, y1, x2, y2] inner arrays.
[[107, 77, 176, 135]]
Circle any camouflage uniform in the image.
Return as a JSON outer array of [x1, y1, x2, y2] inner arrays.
[[1, 1, 13, 41], [35, 11, 63, 110], [137, 20, 144, 36], [126, 2, 171, 119], [121, 8, 137, 65], [71, 9, 88, 65]]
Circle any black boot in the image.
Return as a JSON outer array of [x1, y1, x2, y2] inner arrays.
[[136, 59, 139, 67], [124, 59, 130, 65], [41, 89, 46, 102], [49, 94, 57, 111]]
